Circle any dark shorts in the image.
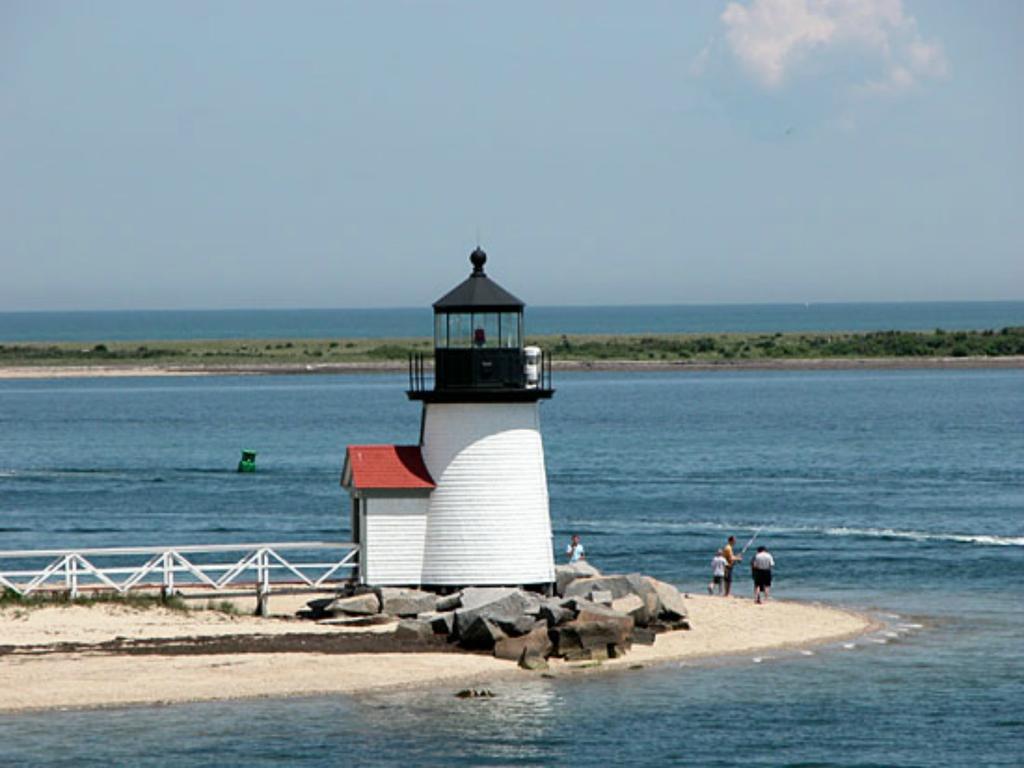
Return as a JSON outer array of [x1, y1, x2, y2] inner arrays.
[[712, 575, 724, 585], [753, 569, 772, 588], [724, 566, 733, 585]]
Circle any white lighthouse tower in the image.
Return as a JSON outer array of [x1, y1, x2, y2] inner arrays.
[[341, 248, 555, 588]]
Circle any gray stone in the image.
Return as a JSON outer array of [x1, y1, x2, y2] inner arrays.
[[555, 561, 600, 596], [326, 592, 381, 616], [571, 600, 634, 635], [629, 626, 658, 646], [590, 590, 614, 606], [536, 598, 575, 628], [459, 616, 507, 651], [563, 575, 635, 602], [552, 618, 632, 661], [493, 622, 552, 661], [611, 593, 646, 623], [419, 611, 456, 636], [394, 619, 436, 643], [379, 588, 438, 617], [623, 574, 660, 625], [434, 592, 463, 612], [493, 613, 539, 638], [644, 577, 689, 621], [454, 588, 538, 638]]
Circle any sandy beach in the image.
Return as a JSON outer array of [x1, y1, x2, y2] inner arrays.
[[0, 596, 875, 713], [1, 356, 1021, 380]]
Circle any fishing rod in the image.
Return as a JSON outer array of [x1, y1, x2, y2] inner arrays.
[[739, 522, 771, 556]]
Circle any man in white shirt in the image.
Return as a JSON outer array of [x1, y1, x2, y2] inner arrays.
[[566, 534, 585, 564], [751, 545, 775, 604]]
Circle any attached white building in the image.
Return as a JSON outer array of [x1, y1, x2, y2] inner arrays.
[[341, 248, 556, 588]]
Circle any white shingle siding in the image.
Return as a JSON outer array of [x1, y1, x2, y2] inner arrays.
[[420, 402, 555, 585], [363, 495, 428, 586]]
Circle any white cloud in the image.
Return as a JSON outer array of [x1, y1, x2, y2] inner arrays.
[[719, 0, 947, 91]]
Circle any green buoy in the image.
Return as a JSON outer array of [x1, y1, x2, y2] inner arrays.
[[238, 450, 257, 473]]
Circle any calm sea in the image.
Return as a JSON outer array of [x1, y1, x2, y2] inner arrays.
[[1, 368, 1021, 766], [2, 300, 1023, 342]]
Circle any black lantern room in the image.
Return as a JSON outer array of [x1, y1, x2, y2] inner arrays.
[[407, 248, 553, 402]]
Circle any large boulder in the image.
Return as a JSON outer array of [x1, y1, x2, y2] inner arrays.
[[493, 622, 553, 661], [325, 592, 381, 616], [419, 611, 456, 637], [611, 593, 646, 624], [394, 619, 436, 643], [623, 574, 661, 625], [569, 599, 635, 634], [454, 588, 540, 638], [435, 592, 463, 612], [534, 598, 575, 628], [643, 577, 689, 622], [555, 561, 601, 596], [551, 617, 632, 661], [459, 616, 507, 651], [379, 588, 438, 617], [563, 575, 636, 602]]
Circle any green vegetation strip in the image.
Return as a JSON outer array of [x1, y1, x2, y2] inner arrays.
[[1, 328, 1022, 367]]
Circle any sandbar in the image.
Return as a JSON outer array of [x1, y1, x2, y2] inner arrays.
[[0, 596, 875, 713]]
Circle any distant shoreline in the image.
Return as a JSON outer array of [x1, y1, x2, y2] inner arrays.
[[1, 355, 1023, 380]]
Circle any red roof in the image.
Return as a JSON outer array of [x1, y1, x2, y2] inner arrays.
[[345, 445, 435, 490]]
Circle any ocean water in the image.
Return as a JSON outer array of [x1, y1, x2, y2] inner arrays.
[[2, 300, 1023, 342], [1, 369, 1022, 766]]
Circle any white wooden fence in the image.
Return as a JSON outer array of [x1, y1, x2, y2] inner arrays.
[[0, 541, 358, 615]]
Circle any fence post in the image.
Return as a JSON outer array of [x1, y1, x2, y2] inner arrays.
[[255, 549, 270, 617], [160, 552, 174, 603], [66, 555, 78, 600]]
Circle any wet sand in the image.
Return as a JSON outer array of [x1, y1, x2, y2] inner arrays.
[[0, 596, 875, 713]]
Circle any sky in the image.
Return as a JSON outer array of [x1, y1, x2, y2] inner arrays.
[[1, 1, 1021, 311]]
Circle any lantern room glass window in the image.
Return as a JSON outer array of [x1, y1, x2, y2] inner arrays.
[[436, 311, 521, 349], [499, 312, 521, 348]]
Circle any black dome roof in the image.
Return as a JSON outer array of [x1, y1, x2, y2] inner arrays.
[[432, 248, 524, 311]]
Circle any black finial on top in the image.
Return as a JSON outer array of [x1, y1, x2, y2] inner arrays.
[[470, 247, 487, 276]]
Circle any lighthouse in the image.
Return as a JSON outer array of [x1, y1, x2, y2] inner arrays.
[[341, 248, 555, 589]]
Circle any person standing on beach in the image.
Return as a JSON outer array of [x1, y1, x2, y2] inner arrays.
[[566, 534, 585, 564], [722, 535, 742, 596], [751, 545, 775, 604], [708, 549, 728, 596]]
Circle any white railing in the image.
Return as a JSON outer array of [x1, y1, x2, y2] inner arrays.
[[0, 541, 358, 615]]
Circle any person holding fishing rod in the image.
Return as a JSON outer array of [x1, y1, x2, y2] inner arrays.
[[721, 535, 742, 597]]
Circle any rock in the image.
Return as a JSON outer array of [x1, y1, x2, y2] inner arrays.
[[536, 598, 575, 628], [325, 592, 381, 616], [434, 592, 463, 612], [379, 588, 438, 617], [493, 622, 553, 661], [454, 588, 538, 638], [552, 615, 633, 661], [644, 577, 689, 621], [589, 590, 614, 606], [420, 611, 456, 637], [459, 616, 507, 651], [571, 600, 635, 635], [493, 613, 540, 638], [611, 593, 646, 623], [394, 619, 436, 643], [519, 652, 549, 671], [554, 562, 601, 595], [563, 575, 635, 602], [629, 626, 657, 646], [455, 688, 495, 698]]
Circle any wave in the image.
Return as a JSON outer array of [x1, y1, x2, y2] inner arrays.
[[820, 527, 1024, 547], [568, 518, 1024, 547]]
